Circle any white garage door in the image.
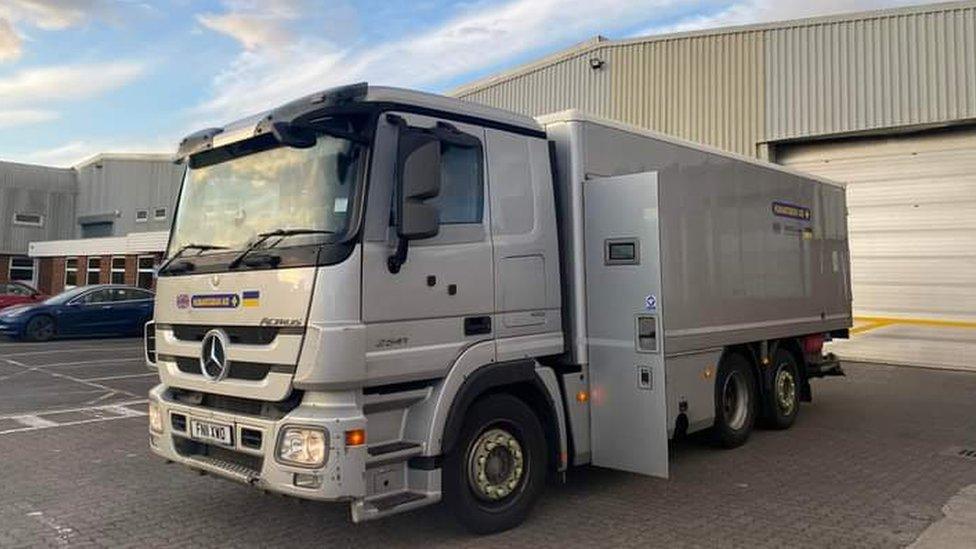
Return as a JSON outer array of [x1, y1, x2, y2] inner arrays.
[[778, 127, 976, 371]]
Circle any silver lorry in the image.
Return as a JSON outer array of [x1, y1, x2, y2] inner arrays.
[[146, 83, 850, 533]]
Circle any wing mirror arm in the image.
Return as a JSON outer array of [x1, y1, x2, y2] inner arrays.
[[387, 116, 442, 274]]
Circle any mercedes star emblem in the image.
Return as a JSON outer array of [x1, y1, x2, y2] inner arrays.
[[200, 329, 230, 381]]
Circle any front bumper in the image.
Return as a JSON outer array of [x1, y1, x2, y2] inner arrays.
[[0, 319, 24, 338], [148, 384, 367, 501]]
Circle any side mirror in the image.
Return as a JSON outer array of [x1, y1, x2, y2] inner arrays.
[[388, 129, 442, 273], [398, 137, 441, 239]]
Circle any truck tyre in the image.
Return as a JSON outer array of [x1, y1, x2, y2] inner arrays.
[[762, 348, 801, 429], [712, 352, 757, 448], [25, 315, 55, 342], [444, 393, 547, 535]]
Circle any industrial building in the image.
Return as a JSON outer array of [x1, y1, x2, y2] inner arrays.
[[0, 154, 182, 295], [453, 1, 976, 370]]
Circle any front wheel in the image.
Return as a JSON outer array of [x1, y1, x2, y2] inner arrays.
[[443, 393, 547, 535], [712, 352, 757, 448], [24, 315, 55, 342]]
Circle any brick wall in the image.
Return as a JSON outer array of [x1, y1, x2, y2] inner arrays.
[[0, 254, 8, 284], [37, 258, 55, 295]]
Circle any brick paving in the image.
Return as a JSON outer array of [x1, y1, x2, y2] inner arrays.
[[1, 338, 975, 547]]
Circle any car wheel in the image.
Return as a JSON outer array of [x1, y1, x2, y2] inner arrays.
[[712, 352, 757, 448], [762, 348, 801, 430], [25, 315, 55, 342], [443, 393, 548, 535]]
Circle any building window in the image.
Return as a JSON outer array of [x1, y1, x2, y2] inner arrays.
[[9, 256, 35, 282], [137, 256, 156, 289], [111, 257, 126, 284], [136, 210, 149, 223], [13, 213, 44, 227], [65, 258, 78, 289], [431, 142, 484, 224], [81, 222, 113, 238], [153, 207, 167, 221], [87, 257, 101, 285]]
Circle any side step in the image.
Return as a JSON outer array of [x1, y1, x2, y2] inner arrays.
[[351, 490, 440, 523], [366, 440, 423, 467]]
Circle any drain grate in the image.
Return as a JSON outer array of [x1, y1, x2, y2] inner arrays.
[[942, 446, 976, 461]]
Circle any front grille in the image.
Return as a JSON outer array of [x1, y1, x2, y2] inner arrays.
[[145, 321, 157, 365], [172, 357, 294, 381], [169, 324, 302, 345], [240, 428, 263, 450], [168, 388, 301, 420], [171, 413, 187, 432], [174, 437, 264, 473]]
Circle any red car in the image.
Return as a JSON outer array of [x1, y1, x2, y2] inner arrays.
[[0, 282, 45, 310]]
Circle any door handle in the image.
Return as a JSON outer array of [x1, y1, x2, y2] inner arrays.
[[464, 316, 492, 336]]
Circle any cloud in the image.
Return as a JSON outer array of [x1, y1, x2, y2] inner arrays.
[[197, 0, 306, 51], [195, 0, 686, 121], [0, 0, 99, 31], [634, 0, 945, 36], [0, 109, 58, 129], [20, 135, 174, 168], [0, 61, 145, 107], [0, 17, 22, 61]]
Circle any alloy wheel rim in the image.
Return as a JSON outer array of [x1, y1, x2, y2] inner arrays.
[[467, 427, 525, 502], [775, 367, 797, 416]]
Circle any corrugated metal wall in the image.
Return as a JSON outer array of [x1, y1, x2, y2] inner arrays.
[[765, 5, 976, 142], [75, 157, 184, 238], [0, 161, 76, 255], [454, 2, 976, 156]]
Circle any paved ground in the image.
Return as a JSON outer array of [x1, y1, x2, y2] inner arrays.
[[2, 339, 976, 548]]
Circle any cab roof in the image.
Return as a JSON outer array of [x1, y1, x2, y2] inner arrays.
[[177, 83, 544, 159]]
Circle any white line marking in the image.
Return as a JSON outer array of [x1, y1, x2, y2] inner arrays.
[[82, 372, 158, 382], [0, 345, 144, 358], [0, 358, 142, 398], [0, 412, 147, 435], [0, 399, 148, 421], [26, 511, 74, 545], [15, 415, 59, 428]]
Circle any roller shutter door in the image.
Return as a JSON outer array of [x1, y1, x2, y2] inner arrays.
[[777, 127, 976, 371]]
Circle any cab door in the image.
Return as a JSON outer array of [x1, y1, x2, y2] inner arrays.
[[362, 113, 495, 382]]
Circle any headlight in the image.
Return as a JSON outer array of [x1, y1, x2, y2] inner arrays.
[[276, 426, 328, 468], [148, 402, 163, 434], [2, 306, 28, 318]]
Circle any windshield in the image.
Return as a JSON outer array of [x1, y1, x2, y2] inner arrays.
[[44, 286, 90, 305], [169, 129, 364, 255]]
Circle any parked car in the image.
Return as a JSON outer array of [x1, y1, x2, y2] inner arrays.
[[0, 282, 45, 311], [0, 284, 154, 342]]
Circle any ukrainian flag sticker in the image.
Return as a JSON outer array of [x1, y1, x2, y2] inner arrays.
[[242, 290, 260, 308]]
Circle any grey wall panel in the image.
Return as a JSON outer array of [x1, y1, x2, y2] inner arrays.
[[455, 2, 976, 157], [75, 158, 184, 237], [0, 161, 76, 254], [765, 4, 976, 142]]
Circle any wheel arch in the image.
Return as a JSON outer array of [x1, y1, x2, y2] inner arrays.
[[439, 359, 564, 474], [24, 312, 57, 339]]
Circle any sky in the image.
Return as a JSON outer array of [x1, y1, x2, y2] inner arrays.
[[0, 0, 947, 167]]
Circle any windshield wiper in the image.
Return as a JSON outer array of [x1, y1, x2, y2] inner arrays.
[[228, 229, 335, 269], [159, 243, 229, 273]]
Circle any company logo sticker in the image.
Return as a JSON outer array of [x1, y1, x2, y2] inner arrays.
[[191, 293, 240, 309], [645, 294, 657, 311], [176, 294, 190, 309], [771, 201, 811, 221]]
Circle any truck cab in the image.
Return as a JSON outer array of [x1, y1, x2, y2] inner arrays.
[[147, 84, 566, 533]]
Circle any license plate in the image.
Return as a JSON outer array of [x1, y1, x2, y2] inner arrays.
[[190, 419, 233, 446]]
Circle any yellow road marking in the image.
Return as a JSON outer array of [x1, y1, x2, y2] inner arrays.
[[851, 316, 976, 335]]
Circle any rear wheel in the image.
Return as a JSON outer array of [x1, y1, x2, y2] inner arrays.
[[444, 393, 547, 535], [24, 315, 55, 342], [762, 348, 801, 429], [712, 352, 757, 448]]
